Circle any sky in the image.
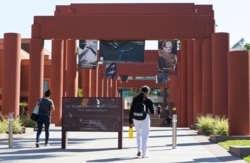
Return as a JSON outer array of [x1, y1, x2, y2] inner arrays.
[[1, 0, 250, 50]]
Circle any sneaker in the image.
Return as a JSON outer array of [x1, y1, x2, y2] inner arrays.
[[137, 152, 141, 157], [45, 143, 49, 147], [36, 143, 39, 148], [142, 155, 148, 158]]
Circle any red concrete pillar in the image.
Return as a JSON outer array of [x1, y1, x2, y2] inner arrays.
[[228, 51, 250, 135], [100, 78, 104, 97], [97, 64, 104, 97], [179, 40, 188, 127], [90, 69, 97, 97], [113, 79, 118, 97], [103, 78, 108, 97], [202, 38, 212, 114], [51, 40, 64, 125], [64, 40, 78, 97], [2, 33, 21, 118], [95, 65, 100, 97], [109, 79, 114, 97], [81, 69, 90, 97], [89, 70, 92, 97], [193, 39, 202, 121], [212, 33, 229, 117], [28, 37, 44, 115], [168, 73, 177, 104], [62, 41, 67, 96], [172, 74, 178, 125], [187, 39, 194, 126], [107, 79, 111, 97]]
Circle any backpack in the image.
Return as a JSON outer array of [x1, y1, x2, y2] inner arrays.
[[132, 102, 147, 120]]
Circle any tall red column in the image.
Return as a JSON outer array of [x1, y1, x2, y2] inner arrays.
[[108, 79, 112, 97], [97, 64, 105, 97], [95, 65, 100, 97], [103, 78, 108, 97], [64, 40, 78, 97], [178, 40, 188, 127], [88, 70, 92, 97], [28, 36, 44, 115], [168, 73, 177, 105], [2, 33, 21, 118], [193, 39, 202, 121], [81, 69, 90, 97], [228, 51, 250, 135], [212, 33, 229, 117], [113, 79, 118, 97], [90, 69, 97, 97], [202, 38, 212, 114], [187, 39, 194, 126], [51, 40, 64, 125]]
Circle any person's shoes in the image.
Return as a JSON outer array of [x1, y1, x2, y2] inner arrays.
[[36, 143, 39, 148], [142, 155, 148, 158], [45, 143, 49, 147], [137, 152, 141, 157]]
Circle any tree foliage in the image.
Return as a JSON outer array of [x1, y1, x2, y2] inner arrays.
[[244, 43, 250, 50]]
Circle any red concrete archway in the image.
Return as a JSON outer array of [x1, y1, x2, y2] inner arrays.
[[27, 3, 215, 126]]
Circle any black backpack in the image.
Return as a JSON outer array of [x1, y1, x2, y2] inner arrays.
[[132, 102, 147, 120]]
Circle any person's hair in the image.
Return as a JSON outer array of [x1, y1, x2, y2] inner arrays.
[[162, 40, 172, 48], [161, 40, 178, 54], [44, 89, 51, 97], [141, 85, 150, 94]]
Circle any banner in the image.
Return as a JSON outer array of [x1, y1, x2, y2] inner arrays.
[[106, 63, 117, 79], [100, 40, 145, 62], [156, 40, 178, 84], [78, 40, 98, 69]]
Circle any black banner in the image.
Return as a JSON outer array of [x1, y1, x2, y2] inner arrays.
[[100, 40, 145, 62]]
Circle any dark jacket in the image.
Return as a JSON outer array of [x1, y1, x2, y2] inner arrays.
[[38, 98, 53, 116], [129, 92, 154, 124]]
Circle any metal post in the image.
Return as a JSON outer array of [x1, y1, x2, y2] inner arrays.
[[172, 114, 177, 149], [9, 112, 14, 148]]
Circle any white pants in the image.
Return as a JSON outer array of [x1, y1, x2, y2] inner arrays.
[[133, 114, 150, 156]]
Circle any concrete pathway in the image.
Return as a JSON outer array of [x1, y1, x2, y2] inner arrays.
[[0, 127, 246, 163]]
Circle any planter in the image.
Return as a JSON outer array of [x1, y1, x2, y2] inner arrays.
[[210, 135, 250, 143]]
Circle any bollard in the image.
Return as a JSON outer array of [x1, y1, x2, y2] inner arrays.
[[172, 114, 177, 149], [8, 112, 14, 148]]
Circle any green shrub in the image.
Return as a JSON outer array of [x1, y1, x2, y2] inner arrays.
[[20, 115, 37, 128], [196, 114, 228, 136], [213, 116, 229, 136], [243, 156, 250, 163], [20, 101, 28, 116], [196, 114, 216, 135], [0, 116, 24, 134], [12, 117, 24, 134], [0, 118, 8, 133]]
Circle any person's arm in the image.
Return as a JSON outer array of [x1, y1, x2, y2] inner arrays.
[[50, 100, 55, 112], [129, 99, 135, 127], [146, 99, 155, 115]]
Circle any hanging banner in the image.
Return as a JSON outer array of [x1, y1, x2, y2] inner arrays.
[[105, 63, 117, 79], [156, 40, 178, 84], [78, 40, 98, 69], [100, 40, 145, 62]]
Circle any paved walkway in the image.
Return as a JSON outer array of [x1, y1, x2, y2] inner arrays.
[[0, 127, 246, 163]]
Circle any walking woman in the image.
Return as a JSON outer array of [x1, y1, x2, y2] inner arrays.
[[129, 85, 155, 158], [36, 89, 55, 147]]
